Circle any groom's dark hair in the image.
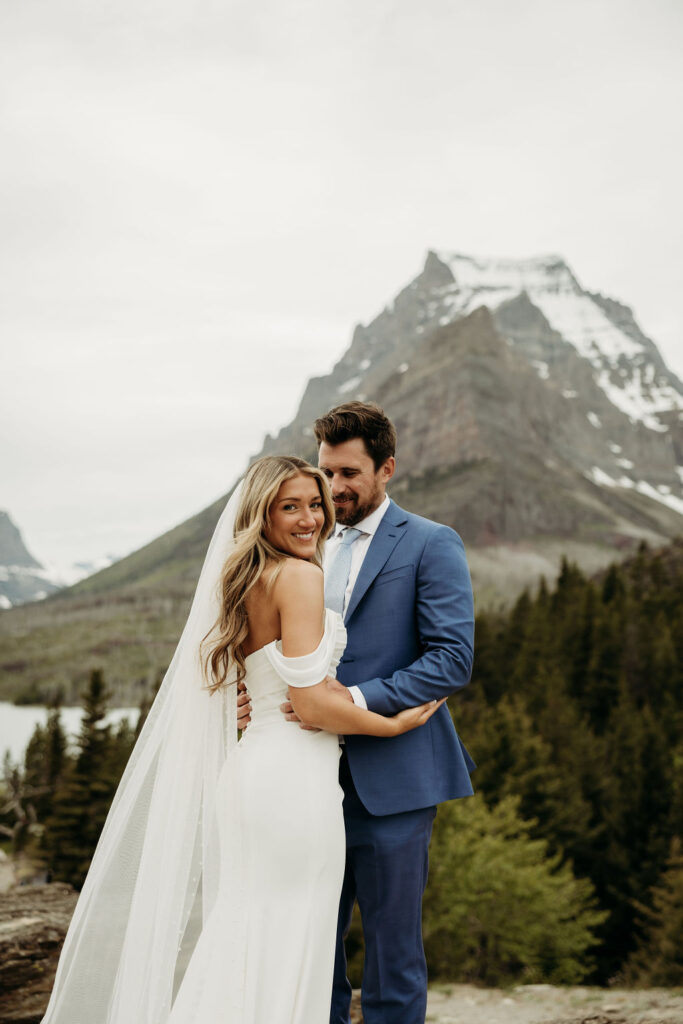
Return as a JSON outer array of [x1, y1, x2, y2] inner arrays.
[[314, 401, 396, 470]]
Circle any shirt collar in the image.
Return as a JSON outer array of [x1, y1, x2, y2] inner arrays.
[[331, 494, 391, 540]]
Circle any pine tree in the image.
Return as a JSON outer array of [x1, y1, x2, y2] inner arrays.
[[43, 669, 115, 886], [583, 603, 623, 734], [423, 795, 606, 985], [464, 690, 598, 870], [565, 584, 597, 705], [134, 669, 163, 739], [23, 697, 67, 823], [585, 682, 675, 977], [601, 563, 624, 605], [625, 837, 683, 985]]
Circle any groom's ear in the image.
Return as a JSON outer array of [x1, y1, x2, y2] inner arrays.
[[379, 456, 395, 483]]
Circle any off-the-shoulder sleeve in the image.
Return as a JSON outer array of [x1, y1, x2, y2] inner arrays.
[[264, 608, 346, 688]]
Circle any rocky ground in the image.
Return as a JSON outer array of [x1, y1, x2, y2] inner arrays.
[[420, 985, 683, 1024], [0, 881, 78, 1024], [1, 881, 681, 1024]]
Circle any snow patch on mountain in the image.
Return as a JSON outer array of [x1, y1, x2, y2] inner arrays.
[[440, 252, 577, 295], [586, 467, 683, 516], [632, 479, 683, 515], [587, 467, 619, 488], [597, 368, 672, 432], [338, 375, 362, 394], [431, 251, 683, 433], [531, 291, 642, 362]]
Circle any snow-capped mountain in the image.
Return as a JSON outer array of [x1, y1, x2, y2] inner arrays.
[[259, 250, 682, 570], [7, 250, 678, 611], [0, 509, 119, 608], [0, 510, 59, 608]]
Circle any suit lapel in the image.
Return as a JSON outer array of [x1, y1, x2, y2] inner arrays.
[[344, 500, 408, 624]]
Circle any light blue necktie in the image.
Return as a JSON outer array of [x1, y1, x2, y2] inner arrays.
[[325, 527, 362, 614]]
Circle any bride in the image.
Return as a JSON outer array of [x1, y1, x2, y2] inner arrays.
[[42, 455, 443, 1024]]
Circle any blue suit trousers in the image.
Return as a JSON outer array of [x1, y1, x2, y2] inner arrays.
[[330, 751, 436, 1024]]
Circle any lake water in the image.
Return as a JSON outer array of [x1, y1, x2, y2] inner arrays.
[[0, 702, 140, 764]]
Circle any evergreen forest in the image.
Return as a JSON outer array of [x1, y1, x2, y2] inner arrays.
[[2, 540, 682, 988]]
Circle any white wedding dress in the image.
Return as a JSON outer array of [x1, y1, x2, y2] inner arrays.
[[167, 606, 347, 1024]]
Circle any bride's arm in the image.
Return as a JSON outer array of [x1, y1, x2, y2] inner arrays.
[[275, 560, 443, 737]]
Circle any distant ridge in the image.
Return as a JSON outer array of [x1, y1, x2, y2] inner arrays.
[[0, 510, 60, 608], [0, 510, 120, 609]]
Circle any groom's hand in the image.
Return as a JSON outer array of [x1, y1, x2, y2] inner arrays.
[[237, 681, 252, 730]]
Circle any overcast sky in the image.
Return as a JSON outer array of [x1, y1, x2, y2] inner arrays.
[[2, 0, 682, 571]]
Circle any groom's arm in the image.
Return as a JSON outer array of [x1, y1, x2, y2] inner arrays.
[[353, 526, 474, 716]]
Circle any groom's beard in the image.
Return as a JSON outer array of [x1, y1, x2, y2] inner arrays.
[[333, 484, 382, 526]]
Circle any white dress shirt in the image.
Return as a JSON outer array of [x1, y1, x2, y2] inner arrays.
[[324, 494, 391, 710]]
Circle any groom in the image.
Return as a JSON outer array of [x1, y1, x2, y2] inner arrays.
[[240, 401, 475, 1024]]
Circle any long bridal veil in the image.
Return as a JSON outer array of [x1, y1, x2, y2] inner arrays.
[[42, 483, 244, 1024]]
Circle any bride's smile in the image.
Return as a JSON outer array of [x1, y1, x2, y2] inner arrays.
[[265, 475, 328, 560]]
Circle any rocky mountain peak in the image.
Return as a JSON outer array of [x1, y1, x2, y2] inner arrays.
[[0, 510, 42, 570], [0, 511, 57, 610], [348, 250, 683, 440]]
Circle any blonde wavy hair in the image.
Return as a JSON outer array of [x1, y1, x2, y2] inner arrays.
[[200, 455, 335, 694]]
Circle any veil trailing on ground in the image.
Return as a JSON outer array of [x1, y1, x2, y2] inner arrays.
[[42, 483, 244, 1024]]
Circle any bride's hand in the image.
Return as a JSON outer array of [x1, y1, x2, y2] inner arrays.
[[391, 697, 448, 735], [280, 688, 322, 731]]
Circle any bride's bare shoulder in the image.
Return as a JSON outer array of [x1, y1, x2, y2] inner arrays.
[[272, 558, 323, 603], [275, 557, 323, 584], [273, 560, 325, 651]]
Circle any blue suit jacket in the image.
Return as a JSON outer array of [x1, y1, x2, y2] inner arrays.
[[338, 499, 475, 815]]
